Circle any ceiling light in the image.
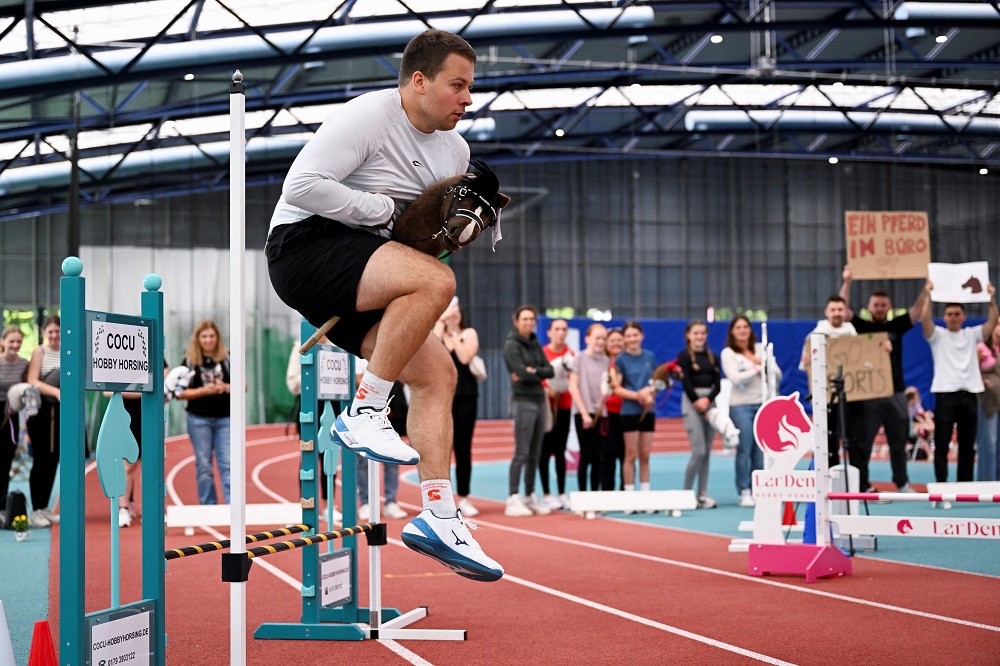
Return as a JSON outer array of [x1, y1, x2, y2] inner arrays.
[[183, 73, 195, 81], [554, 128, 565, 137], [710, 34, 723, 44], [829, 157, 839, 164], [935, 35, 948, 44], [980, 168, 989, 175]]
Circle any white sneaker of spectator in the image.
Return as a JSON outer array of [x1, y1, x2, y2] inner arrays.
[[333, 402, 419, 465], [504, 494, 533, 517], [357, 503, 370, 522], [384, 502, 408, 520], [558, 493, 571, 510], [738, 489, 755, 507], [29, 510, 51, 528], [525, 494, 552, 515], [40, 507, 60, 525], [457, 497, 480, 517], [118, 506, 132, 528], [541, 494, 562, 510]]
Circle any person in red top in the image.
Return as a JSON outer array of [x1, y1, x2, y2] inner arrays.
[[539, 318, 575, 509], [602, 328, 626, 491]]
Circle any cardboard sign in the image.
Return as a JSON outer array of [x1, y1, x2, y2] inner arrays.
[[845, 210, 930, 279], [808, 333, 893, 402], [928, 261, 991, 303]]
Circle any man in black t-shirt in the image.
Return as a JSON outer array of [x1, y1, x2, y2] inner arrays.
[[840, 266, 929, 492]]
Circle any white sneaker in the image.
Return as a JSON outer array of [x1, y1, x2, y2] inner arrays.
[[401, 509, 504, 582], [897, 484, 916, 493], [40, 508, 59, 525], [558, 493, 571, 510], [333, 403, 419, 465], [29, 509, 51, 528], [357, 503, 370, 522], [738, 489, 755, 507], [457, 498, 480, 517], [525, 494, 552, 515], [504, 494, 533, 517], [118, 506, 132, 528], [384, 502, 408, 520], [697, 494, 718, 509], [541, 494, 562, 510]]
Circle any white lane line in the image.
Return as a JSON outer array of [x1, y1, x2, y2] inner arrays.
[[503, 573, 797, 665], [167, 436, 429, 666], [452, 514, 1000, 634]]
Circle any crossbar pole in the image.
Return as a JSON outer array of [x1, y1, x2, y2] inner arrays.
[[247, 524, 377, 559], [165, 524, 311, 560], [828, 492, 1000, 503]]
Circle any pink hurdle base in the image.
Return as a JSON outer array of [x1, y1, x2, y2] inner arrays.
[[748, 544, 852, 583], [827, 492, 1000, 503]]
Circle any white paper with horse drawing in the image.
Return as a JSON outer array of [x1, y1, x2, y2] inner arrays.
[[928, 262, 991, 303]]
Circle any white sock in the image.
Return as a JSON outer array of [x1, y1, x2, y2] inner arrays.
[[624, 484, 635, 492], [421, 480, 457, 516], [350, 372, 394, 413], [640, 482, 651, 491]]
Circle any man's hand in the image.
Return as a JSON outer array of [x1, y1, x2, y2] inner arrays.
[[842, 265, 852, 283], [882, 339, 893, 354]]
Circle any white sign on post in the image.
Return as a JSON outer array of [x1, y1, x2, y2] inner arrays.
[[319, 550, 352, 607], [90, 319, 151, 388], [317, 349, 351, 401], [90, 610, 151, 665]]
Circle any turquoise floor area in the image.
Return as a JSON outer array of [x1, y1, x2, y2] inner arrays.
[[0, 477, 51, 665], [459, 453, 1000, 578]]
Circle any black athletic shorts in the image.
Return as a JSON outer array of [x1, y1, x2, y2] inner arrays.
[[620, 412, 656, 433], [266, 215, 389, 357]]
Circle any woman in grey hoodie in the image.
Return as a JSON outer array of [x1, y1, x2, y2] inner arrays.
[[502, 306, 554, 516]]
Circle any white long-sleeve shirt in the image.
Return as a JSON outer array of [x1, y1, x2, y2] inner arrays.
[[269, 89, 470, 235]]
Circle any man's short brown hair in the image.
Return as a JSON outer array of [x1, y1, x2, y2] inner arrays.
[[399, 29, 477, 86]]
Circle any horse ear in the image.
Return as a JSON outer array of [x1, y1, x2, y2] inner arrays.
[[496, 192, 512, 209]]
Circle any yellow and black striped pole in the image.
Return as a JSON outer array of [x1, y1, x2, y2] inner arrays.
[[164, 524, 311, 561], [247, 523, 382, 559]]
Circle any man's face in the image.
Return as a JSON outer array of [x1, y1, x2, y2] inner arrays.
[[824, 300, 847, 328], [548, 319, 568, 346], [944, 306, 965, 331], [413, 53, 474, 132], [867, 295, 892, 322]]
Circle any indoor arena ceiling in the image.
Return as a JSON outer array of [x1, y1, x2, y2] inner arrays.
[[0, 0, 999, 220]]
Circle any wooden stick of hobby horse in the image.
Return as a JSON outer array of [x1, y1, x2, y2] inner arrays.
[[299, 315, 340, 355]]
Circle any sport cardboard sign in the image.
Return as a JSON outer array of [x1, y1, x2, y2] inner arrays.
[[807, 332, 893, 402], [845, 210, 930, 279]]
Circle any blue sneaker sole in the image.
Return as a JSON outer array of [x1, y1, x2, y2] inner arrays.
[[331, 419, 419, 465], [401, 520, 503, 583]]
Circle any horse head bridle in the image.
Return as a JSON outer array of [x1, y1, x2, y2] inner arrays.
[[398, 174, 499, 250]]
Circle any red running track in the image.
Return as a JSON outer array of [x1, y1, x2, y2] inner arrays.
[[48, 421, 1000, 665]]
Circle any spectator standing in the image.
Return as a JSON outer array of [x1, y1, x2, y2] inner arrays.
[[977, 326, 1000, 481], [840, 266, 928, 492], [602, 329, 626, 491], [0, 325, 28, 519], [677, 320, 723, 509], [26, 315, 62, 527], [540, 318, 574, 510], [612, 321, 657, 506], [568, 323, 608, 492], [434, 301, 481, 517], [178, 320, 232, 505], [503, 306, 554, 516], [799, 296, 861, 474], [720, 316, 782, 507], [921, 280, 998, 482]]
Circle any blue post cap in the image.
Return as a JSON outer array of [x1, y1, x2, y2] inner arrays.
[[62, 256, 83, 276], [143, 274, 163, 291]]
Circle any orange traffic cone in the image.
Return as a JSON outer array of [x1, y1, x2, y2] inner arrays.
[[781, 502, 797, 526], [27, 620, 57, 666]]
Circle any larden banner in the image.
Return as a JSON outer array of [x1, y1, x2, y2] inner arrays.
[[845, 210, 930, 279]]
